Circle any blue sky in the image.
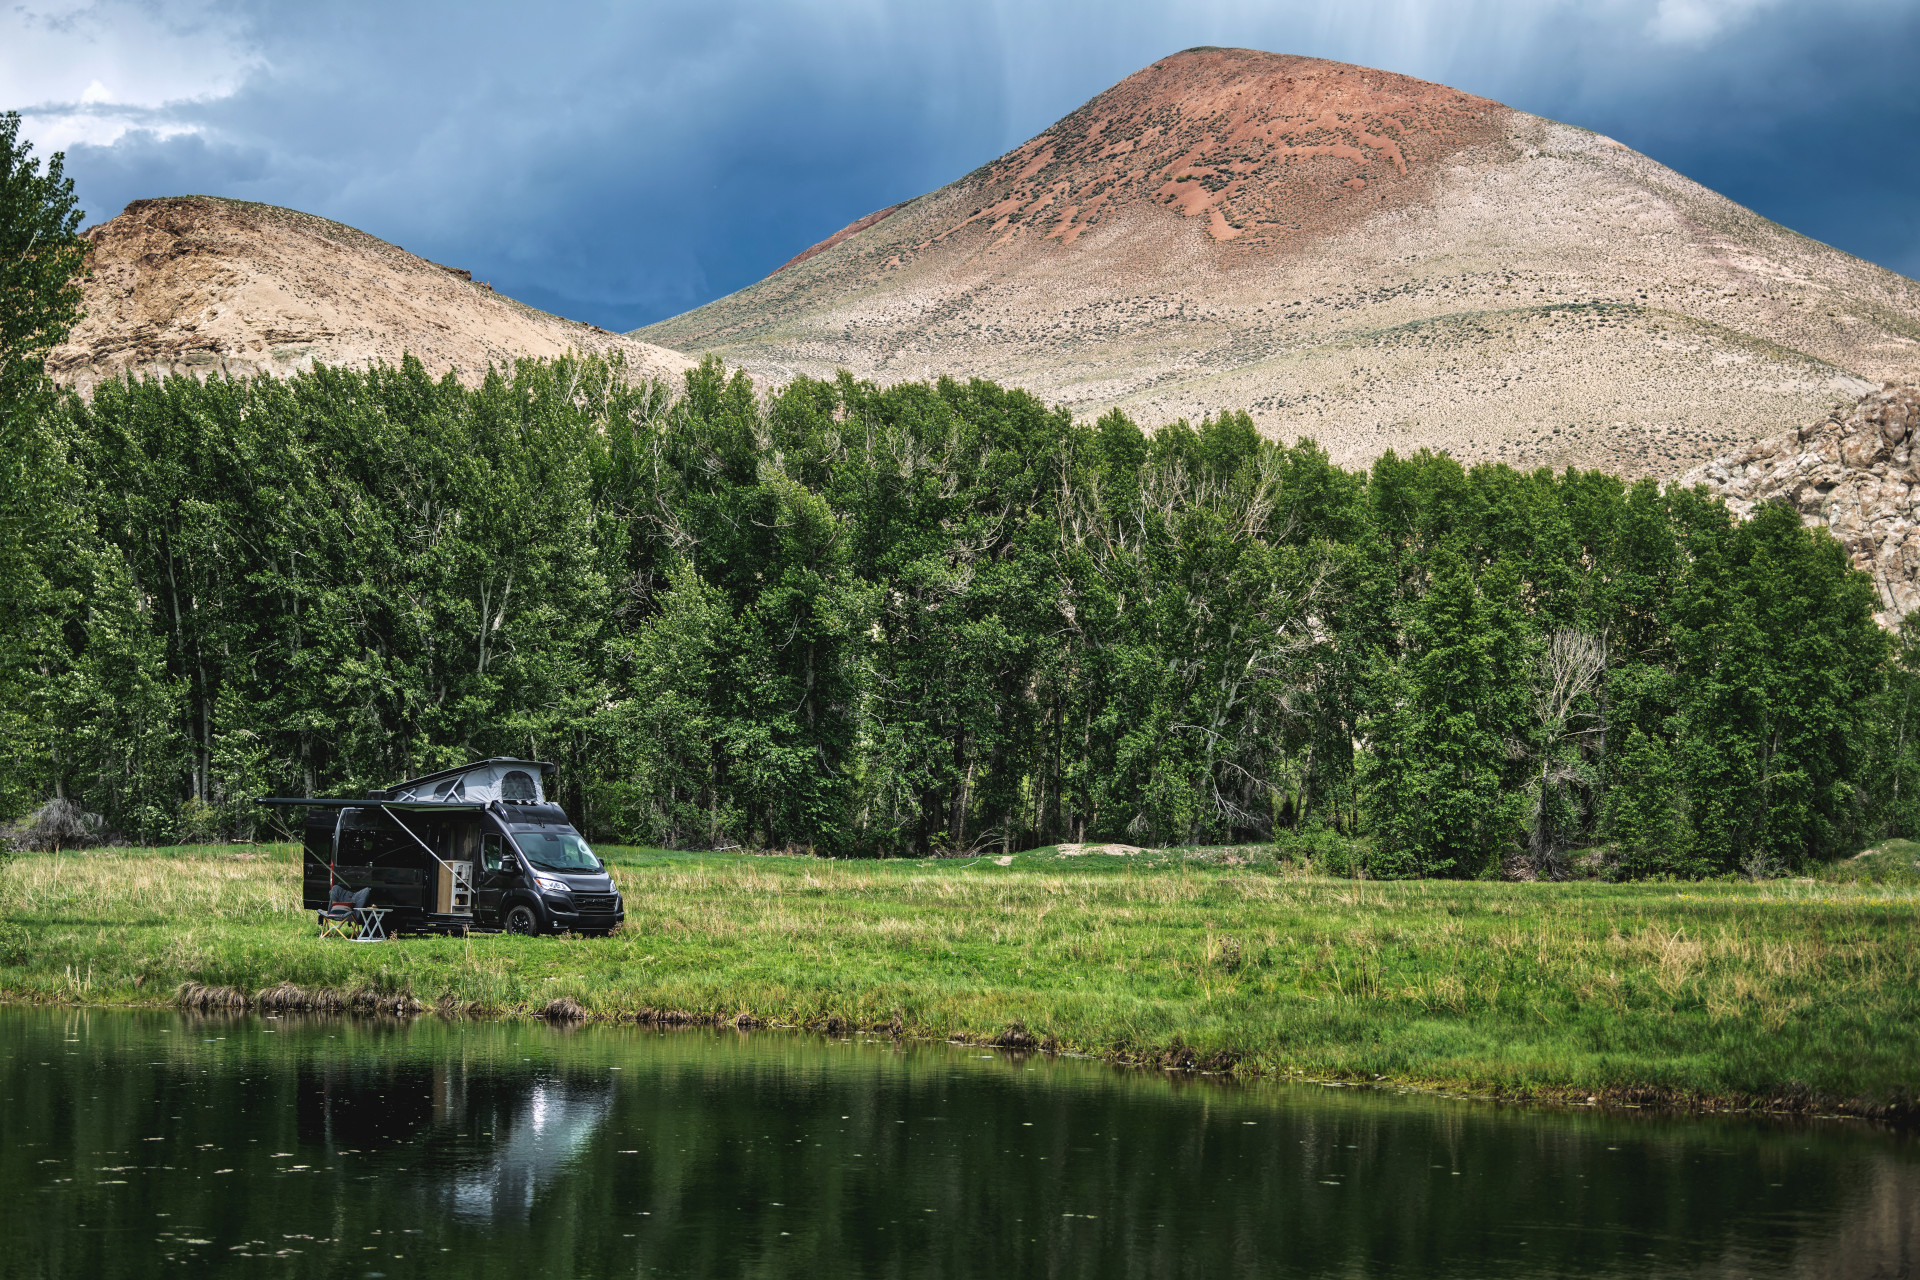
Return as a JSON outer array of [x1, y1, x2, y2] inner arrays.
[[6, 0, 1918, 332]]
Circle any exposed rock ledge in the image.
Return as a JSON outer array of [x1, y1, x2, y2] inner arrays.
[[1678, 384, 1920, 627]]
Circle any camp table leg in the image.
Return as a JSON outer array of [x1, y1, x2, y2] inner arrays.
[[351, 906, 390, 942]]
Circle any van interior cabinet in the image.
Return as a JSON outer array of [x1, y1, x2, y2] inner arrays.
[[436, 860, 474, 914]]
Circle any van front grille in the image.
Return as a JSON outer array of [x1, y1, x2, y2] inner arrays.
[[573, 893, 619, 913]]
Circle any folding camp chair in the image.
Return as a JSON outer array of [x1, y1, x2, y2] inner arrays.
[[319, 884, 370, 939]]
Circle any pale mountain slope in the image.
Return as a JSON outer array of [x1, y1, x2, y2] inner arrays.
[[50, 196, 694, 394], [641, 48, 1919, 477]]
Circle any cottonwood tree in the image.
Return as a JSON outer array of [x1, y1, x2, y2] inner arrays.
[[1516, 627, 1606, 879], [7, 342, 1906, 872], [0, 112, 90, 817], [1363, 552, 1532, 878], [1672, 499, 1884, 873]]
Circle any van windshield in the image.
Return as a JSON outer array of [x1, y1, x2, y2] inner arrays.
[[510, 826, 599, 872]]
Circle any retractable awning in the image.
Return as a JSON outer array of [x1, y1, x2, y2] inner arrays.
[[257, 797, 490, 811]]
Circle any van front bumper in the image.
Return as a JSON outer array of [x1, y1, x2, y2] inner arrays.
[[540, 893, 624, 931]]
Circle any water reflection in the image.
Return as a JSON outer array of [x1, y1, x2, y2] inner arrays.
[[283, 1021, 618, 1223], [447, 1078, 614, 1222], [0, 1008, 1913, 1279]]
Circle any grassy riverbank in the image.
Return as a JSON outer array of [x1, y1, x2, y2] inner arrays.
[[3, 841, 1917, 1117]]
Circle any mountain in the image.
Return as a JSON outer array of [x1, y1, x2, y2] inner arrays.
[[49, 196, 693, 395], [639, 48, 1920, 477]]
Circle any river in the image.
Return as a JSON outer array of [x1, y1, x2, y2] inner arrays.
[[1, 1008, 1913, 1278]]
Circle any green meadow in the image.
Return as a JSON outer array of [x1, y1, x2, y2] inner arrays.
[[3, 840, 1916, 1116]]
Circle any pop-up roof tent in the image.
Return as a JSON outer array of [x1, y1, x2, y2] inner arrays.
[[260, 758, 557, 811], [375, 759, 553, 806]]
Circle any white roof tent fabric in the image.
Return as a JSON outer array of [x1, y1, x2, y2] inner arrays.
[[255, 758, 557, 813], [378, 758, 555, 806]]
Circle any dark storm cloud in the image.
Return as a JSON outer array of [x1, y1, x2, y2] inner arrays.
[[9, 0, 1918, 331]]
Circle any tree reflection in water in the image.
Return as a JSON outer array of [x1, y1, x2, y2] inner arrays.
[[1, 1009, 1914, 1279]]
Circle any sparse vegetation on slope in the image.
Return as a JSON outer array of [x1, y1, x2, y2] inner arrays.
[[641, 48, 1916, 477], [48, 195, 692, 394]]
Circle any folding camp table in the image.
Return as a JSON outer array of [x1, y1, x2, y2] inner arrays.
[[351, 904, 392, 942]]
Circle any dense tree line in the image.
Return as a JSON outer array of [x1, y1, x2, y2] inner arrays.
[[2, 111, 89, 838], [4, 349, 1911, 876], [2, 115, 1910, 876]]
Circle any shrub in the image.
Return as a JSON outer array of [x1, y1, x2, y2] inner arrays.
[[176, 799, 223, 845], [2, 799, 106, 853], [1274, 826, 1368, 877]]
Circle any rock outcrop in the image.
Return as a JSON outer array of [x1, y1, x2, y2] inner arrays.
[[1679, 384, 1920, 626]]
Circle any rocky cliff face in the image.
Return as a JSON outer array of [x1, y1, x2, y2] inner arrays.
[[1679, 385, 1920, 626]]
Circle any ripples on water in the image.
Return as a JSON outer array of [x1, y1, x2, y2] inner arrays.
[[0, 1008, 1913, 1278]]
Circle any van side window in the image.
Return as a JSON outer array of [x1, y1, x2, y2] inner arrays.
[[481, 833, 505, 873]]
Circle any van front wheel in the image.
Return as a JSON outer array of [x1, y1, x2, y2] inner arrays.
[[504, 903, 541, 936]]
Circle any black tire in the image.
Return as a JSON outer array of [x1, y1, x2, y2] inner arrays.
[[504, 903, 542, 936]]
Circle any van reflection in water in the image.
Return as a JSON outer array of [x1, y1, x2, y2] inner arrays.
[[297, 1055, 614, 1222], [5, 1011, 1916, 1279], [448, 1078, 613, 1221]]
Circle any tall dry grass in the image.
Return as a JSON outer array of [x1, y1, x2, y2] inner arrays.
[[1, 843, 1915, 1110]]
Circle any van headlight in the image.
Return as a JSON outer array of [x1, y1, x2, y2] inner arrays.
[[533, 875, 569, 895]]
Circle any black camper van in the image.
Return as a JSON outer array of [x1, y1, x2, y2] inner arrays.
[[260, 759, 624, 936]]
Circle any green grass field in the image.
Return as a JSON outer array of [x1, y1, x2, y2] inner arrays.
[[2, 839, 1916, 1116]]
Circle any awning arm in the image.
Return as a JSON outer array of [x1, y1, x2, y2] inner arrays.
[[258, 797, 487, 810]]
